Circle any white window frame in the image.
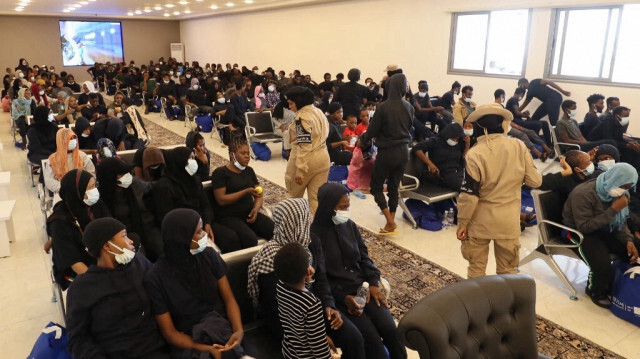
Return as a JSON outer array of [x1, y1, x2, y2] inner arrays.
[[545, 5, 640, 88], [447, 9, 532, 79]]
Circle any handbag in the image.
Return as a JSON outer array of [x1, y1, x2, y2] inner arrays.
[[27, 322, 73, 359], [610, 260, 640, 326], [195, 113, 214, 132]]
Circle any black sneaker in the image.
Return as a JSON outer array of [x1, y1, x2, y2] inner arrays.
[[586, 287, 610, 308]]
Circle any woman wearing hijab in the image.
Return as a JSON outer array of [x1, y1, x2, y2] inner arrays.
[[97, 157, 163, 262], [46, 169, 109, 290], [563, 163, 640, 307], [26, 105, 59, 164], [144, 209, 250, 358], [73, 116, 97, 151], [16, 58, 29, 73], [44, 128, 95, 193], [185, 130, 211, 181], [12, 87, 36, 147], [264, 80, 280, 109], [247, 198, 364, 358], [151, 147, 219, 243], [66, 218, 169, 358], [284, 86, 330, 214], [121, 97, 150, 149], [136, 146, 165, 181], [311, 183, 407, 359], [210, 140, 274, 253], [93, 117, 129, 151], [97, 138, 118, 161], [185, 78, 214, 116], [107, 91, 126, 118], [412, 122, 468, 191], [252, 85, 270, 111], [78, 80, 105, 106]]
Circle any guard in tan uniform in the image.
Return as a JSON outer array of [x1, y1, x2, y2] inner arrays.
[[456, 103, 542, 278], [284, 86, 330, 214]]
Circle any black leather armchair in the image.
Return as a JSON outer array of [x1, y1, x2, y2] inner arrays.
[[397, 274, 549, 359]]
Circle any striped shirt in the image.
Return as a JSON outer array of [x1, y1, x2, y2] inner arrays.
[[276, 280, 332, 359]]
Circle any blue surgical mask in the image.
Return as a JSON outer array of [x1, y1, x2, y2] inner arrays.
[[332, 210, 350, 225], [446, 139, 458, 147], [190, 234, 208, 255]]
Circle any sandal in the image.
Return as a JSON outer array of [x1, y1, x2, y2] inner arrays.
[[378, 228, 399, 235], [539, 152, 548, 162]]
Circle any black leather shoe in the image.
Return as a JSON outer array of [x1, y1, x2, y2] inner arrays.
[[586, 287, 611, 308]]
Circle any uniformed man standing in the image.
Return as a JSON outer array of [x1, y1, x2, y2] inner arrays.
[[456, 103, 542, 278]]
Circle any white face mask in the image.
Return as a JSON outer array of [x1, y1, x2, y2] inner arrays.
[[83, 187, 100, 206], [446, 139, 458, 147], [107, 241, 135, 265], [598, 159, 615, 172], [418, 92, 427, 98], [332, 209, 350, 225], [169, 71, 174, 75], [39, 90, 45, 95], [620, 117, 630, 126], [190, 234, 208, 255], [464, 97, 472, 103], [163, 80, 170, 84], [81, 132, 90, 138], [117, 173, 133, 188], [18, 73, 24, 78], [69, 81, 74, 85], [155, 68, 160, 71], [569, 109, 577, 117], [48, 113, 55, 122], [609, 187, 626, 198], [254, 70, 259, 74], [368, 110, 375, 118], [213, 76, 218, 81], [232, 154, 246, 171], [67, 138, 77, 151], [464, 129, 474, 136], [185, 159, 198, 176], [102, 147, 113, 158], [581, 162, 595, 176], [186, 74, 191, 79], [30, 76, 35, 81], [328, 98, 333, 104], [193, 85, 199, 90], [217, 98, 226, 104], [258, 93, 265, 98], [268, 85, 275, 92]]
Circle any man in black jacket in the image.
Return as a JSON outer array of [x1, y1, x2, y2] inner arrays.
[[155, 73, 179, 120], [334, 68, 370, 120], [589, 106, 640, 171]]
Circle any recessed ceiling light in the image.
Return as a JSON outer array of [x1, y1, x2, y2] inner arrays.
[[163, 12, 170, 16], [127, 11, 134, 15], [88, 0, 96, 2], [178, 0, 189, 4], [210, 4, 218, 9], [15, 7, 23, 11], [226, 2, 234, 6], [173, 10, 180, 15], [72, 4, 81, 8], [62, 9, 70, 12], [134, 10, 142, 14], [144, 8, 152, 12], [184, 9, 191, 13], [165, 3, 174, 7], [196, 0, 203, 2], [154, 5, 163, 10], [244, 0, 253, 3], [80, 1, 88, 4], [18, 1, 29, 6]]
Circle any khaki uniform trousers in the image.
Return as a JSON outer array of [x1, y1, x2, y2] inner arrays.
[[461, 237, 521, 278], [285, 169, 329, 214]]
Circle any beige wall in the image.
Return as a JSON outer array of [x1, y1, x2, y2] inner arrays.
[[0, 16, 180, 82], [180, 0, 640, 134]]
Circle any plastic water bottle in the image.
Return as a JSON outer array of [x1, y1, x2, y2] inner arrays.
[[446, 208, 455, 227], [354, 282, 369, 309]]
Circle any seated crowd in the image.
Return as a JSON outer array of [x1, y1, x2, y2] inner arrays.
[[4, 56, 640, 358]]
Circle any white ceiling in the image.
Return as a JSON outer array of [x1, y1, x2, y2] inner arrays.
[[1, 0, 345, 20]]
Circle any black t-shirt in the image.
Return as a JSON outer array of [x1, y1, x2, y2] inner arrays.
[[144, 248, 226, 334], [210, 165, 258, 218], [526, 79, 555, 102], [505, 96, 521, 120], [440, 91, 454, 111], [319, 81, 334, 93]]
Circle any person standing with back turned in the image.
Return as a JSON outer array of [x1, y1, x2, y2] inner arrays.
[[456, 103, 542, 278], [362, 74, 414, 235]]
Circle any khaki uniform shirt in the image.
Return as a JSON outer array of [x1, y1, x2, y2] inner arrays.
[[285, 104, 330, 181]]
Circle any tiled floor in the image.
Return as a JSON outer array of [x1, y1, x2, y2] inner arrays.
[[1, 106, 638, 358]]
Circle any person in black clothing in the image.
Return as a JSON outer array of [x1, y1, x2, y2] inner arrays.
[[318, 91, 333, 114], [505, 87, 551, 145], [155, 73, 179, 120], [581, 93, 605, 137], [185, 130, 211, 181], [210, 140, 274, 253], [334, 69, 369, 120], [81, 93, 108, 122], [413, 82, 443, 141], [73, 117, 96, 150], [230, 80, 253, 124], [26, 105, 58, 164], [440, 81, 461, 113], [362, 73, 414, 234], [326, 102, 353, 166], [64, 74, 81, 92], [46, 169, 110, 290], [311, 183, 407, 359], [93, 117, 128, 151], [97, 158, 163, 262], [78, 81, 105, 106], [332, 73, 344, 90], [604, 96, 620, 117], [66, 217, 169, 359], [144, 209, 249, 358], [589, 106, 640, 171], [185, 78, 213, 116], [412, 122, 468, 191], [319, 73, 335, 96], [176, 75, 190, 103], [595, 144, 619, 172], [539, 150, 599, 205], [518, 77, 571, 126]]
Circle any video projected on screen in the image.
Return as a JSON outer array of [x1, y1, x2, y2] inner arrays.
[[59, 20, 124, 66]]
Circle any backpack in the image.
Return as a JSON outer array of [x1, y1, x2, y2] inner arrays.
[[401, 198, 457, 231], [150, 96, 162, 113], [27, 322, 73, 359], [251, 142, 271, 161], [195, 114, 213, 132], [328, 165, 349, 188], [610, 260, 640, 326], [2, 95, 10, 112]]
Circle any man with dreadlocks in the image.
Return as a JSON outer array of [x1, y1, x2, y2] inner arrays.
[[456, 103, 542, 278], [211, 138, 274, 253]]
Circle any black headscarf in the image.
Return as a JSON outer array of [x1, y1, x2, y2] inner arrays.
[[596, 144, 620, 163], [160, 208, 218, 303], [285, 86, 314, 110], [185, 130, 204, 150], [106, 118, 125, 142], [438, 122, 464, 140], [74, 117, 91, 136], [50, 169, 95, 231], [31, 105, 52, 131], [313, 182, 349, 226], [163, 146, 199, 197]]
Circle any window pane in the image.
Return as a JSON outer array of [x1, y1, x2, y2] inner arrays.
[[612, 5, 640, 84], [485, 9, 529, 76], [552, 11, 566, 75], [452, 14, 488, 71], [559, 9, 610, 78]]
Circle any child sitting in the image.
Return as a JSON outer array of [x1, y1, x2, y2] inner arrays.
[[355, 109, 369, 135], [412, 122, 468, 191], [342, 115, 358, 151], [274, 242, 336, 359]]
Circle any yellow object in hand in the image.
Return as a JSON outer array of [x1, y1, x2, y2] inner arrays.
[[254, 186, 263, 195]]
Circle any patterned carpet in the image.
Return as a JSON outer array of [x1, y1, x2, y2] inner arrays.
[[145, 120, 623, 359]]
